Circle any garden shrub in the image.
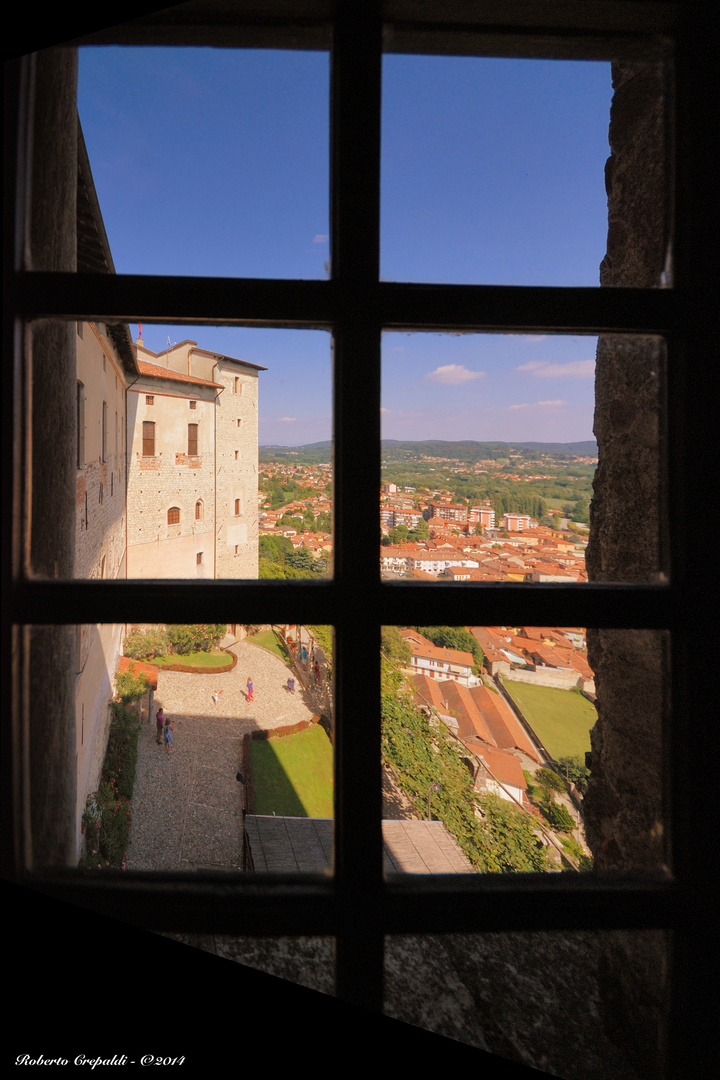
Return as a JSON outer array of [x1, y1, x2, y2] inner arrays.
[[537, 767, 567, 794], [115, 664, 151, 705], [124, 626, 170, 659], [79, 702, 141, 869], [546, 801, 576, 833], [166, 624, 227, 654]]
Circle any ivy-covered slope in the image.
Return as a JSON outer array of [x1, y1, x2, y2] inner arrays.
[[381, 659, 549, 873]]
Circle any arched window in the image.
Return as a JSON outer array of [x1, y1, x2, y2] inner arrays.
[[195, 500, 203, 521], [167, 507, 180, 525]]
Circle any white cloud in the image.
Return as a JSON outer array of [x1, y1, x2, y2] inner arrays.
[[276, 416, 298, 422], [426, 364, 486, 384], [312, 234, 329, 244], [516, 359, 595, 378], [508, 400, 567, 411]]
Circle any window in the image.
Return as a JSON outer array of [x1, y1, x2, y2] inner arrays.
[[101, 401, 108, 462], [167, 507, 180, 525], [235, 498, 241, 516], [189, 400, 197, 409], [142, 421, 155, 457], [146, 395, 154, 405], [196, 551, 203, 565], [76, 382, 85, 467], [5, 8, 716, 1077], [188, 423, 198, 457], [195, 500, 203, 521]]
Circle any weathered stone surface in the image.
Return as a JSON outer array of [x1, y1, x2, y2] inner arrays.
[[584, 60, 670, 1080]]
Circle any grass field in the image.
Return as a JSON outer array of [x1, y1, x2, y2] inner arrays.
[[504, 681, 596, 760], [251, 725, 333, 817], [147, 649, 231, 669], [247, 629, 290, 664]]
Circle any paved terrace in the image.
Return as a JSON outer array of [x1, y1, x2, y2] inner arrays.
[[127, 637, 320, 871]]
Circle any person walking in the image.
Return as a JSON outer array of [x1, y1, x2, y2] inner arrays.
[[165, 720, 174, 755], [287, 676, 295, 694], [247, 677, 254, 702], [155, 707, 165, 745]]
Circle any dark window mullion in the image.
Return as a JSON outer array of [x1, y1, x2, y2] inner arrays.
[[330, 3, 384, 1009]]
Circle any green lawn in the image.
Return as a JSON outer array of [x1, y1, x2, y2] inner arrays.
[[251, 725, 333, 817], [504, 681, 596, 760], [247, 629, 291, 664], [147, 649, 231, 670]]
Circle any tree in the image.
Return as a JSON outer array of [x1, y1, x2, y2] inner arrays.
[[556, 755, 590, 795], [537, 767, 566, 796], [387, 524, 409, 545], [381, 626, 412, 665], [115, 664, 151, 705], [411, 626, 484, 670], [408, 518, 430, 541]]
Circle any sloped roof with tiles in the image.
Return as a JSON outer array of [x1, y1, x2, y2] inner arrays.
[[245, 816, 473, 874]]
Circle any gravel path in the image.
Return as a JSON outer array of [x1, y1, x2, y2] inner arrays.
[[127, 638, 318, 872]]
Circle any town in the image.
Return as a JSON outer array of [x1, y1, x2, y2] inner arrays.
[[254, 440, 594, 583]]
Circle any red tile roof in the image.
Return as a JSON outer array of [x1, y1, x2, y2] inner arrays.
[[136, 360, 223, 388]]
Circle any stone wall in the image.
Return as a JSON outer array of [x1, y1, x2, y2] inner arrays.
[[126, 378, 217, 577], [584, 60, 670, 1080], [214, 362, 260, 579], [502, 666, 594, 693]]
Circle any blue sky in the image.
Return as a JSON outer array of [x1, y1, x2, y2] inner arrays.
[[78, 47, 611, 445]]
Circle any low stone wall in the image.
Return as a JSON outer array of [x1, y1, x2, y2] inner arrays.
[[505, 666, 595, 695]]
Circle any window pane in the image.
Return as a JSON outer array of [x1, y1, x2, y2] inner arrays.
[[60, 623, 334, 875], [52, 321, 332, 581], [381, 332, 666, 584], [77, 47, 330, 279], [381, 55, 669, 288], [381, 626, 669, 876]]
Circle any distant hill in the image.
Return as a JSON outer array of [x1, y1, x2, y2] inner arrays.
[[260, 439, 596, 464]]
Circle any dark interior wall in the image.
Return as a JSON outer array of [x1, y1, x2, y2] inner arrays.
[[585, 61, 670, 1080], [26, 49, 79, 867]]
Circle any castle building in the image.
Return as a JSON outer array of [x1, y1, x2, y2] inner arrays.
[[72, 124, 142, 853], [127, 334, 265, 579], [74, 318, 137, 852]]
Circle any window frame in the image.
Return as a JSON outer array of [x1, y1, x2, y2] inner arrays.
[[76, 381, 85, 468], [142, 420, 155, 457], [101, 399, 108, 462], [188, 422, 198, 457], [3, 5, 717, 1076]]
